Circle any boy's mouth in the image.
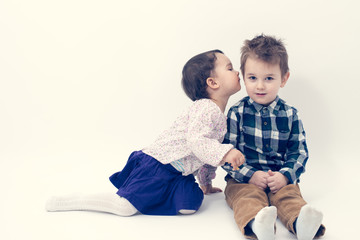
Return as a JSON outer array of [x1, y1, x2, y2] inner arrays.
[[256, 93, 266, 96]]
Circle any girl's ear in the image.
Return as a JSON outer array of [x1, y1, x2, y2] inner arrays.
[[206, 77, 219, 89]]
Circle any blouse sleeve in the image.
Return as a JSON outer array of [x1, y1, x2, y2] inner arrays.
[[186, 101, 233, 167], [196, 164, 217, 186]]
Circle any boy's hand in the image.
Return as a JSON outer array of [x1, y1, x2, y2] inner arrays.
[[200, 184, 222, 195], [223, 149, 245, 170], [249, 171, 270, 190], [267, 170, 289, 194]]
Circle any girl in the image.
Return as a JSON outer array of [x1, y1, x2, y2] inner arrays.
[[46, 49, 245, 216]]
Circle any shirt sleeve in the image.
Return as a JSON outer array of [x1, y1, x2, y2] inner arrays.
[[222, 162, 258, 183], [222, 106, 258, 183], [196, 164, 217, 186], [223, 107, 240, 147], [186, 102, 233, 167], [279, 111, 308, 184]]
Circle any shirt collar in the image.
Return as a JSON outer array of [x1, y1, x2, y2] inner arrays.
[[247, 96, 282, 115]]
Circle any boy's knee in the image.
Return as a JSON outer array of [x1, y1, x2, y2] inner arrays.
[[271, 183, 302, 198], [225, 182, 268, 209]]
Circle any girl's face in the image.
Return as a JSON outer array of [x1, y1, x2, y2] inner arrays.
[[243, 56, 289, 106], [212, 53, 241, 97]]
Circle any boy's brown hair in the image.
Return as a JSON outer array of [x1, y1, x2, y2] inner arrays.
[[240, 34, 289, 77]]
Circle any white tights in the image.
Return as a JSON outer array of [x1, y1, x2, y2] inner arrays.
[[46, 193, 197, 216], [46, 193, 138, 216]]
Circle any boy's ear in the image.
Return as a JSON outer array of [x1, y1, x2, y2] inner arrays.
[[280, 72, 290, 88], [206, 77, 219, 89]]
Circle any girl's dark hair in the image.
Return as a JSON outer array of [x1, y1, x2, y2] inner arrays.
[[181, 49, 223, 101]]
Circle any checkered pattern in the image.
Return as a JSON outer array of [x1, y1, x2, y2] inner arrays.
[[222, 96, 308, 184]]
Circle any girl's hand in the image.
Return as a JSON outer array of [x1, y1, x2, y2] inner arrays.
[[223, 149, 245, 170], [267, 170, 289, 194], [200, 184, 222, 195]]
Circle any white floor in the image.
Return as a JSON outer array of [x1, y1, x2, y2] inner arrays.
[[1, 149, 357, 240]]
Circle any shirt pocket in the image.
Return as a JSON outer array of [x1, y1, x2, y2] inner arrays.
[[271, 127, 290, 153]]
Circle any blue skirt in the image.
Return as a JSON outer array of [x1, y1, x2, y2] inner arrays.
[[109, 151, 204, 215]]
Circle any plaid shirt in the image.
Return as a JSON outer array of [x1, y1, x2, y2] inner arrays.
[[222, 96, 308, 184]]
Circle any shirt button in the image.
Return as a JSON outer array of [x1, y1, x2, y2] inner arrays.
[[264, 121, 268, 125], [266, 144, 269, 148]]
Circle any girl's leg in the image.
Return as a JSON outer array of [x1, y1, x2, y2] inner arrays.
[[178, 209, 196, 214], [172, 174, 204, 215], [46, 192, 138, 216]]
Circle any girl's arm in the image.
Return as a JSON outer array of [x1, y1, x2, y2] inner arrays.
[[197, 164, 222, 195], [186, 101, 234, 167]]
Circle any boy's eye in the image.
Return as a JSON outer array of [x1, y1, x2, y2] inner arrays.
[[249, 76, 256, 80], [265, 77, 274, 81]]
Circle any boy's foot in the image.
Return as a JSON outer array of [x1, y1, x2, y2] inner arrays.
[[250, 206, 277, 240], [296, 205, 323, 240]]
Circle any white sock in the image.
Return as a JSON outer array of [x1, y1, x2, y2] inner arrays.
[[296, 205, 323, 240], [46, 193, 138, 216], [249, 206, 277, 240], [178, 209, 196, 215]]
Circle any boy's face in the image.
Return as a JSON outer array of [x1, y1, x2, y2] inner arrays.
[[243, 56, 289, 106]]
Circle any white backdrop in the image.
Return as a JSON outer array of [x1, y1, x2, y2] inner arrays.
[[1, 0, 359, 239]]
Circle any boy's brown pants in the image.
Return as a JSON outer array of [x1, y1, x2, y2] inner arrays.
[[224, 179, 326, 239]]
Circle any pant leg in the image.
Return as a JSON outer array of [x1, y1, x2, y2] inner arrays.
[[268, 184, 325, 238], [224, 179, 269, 239]]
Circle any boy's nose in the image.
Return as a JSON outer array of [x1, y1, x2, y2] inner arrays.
[[256, 81, 265, 89]]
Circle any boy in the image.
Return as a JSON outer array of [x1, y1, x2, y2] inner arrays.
[[222, 35, 326, 240]]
